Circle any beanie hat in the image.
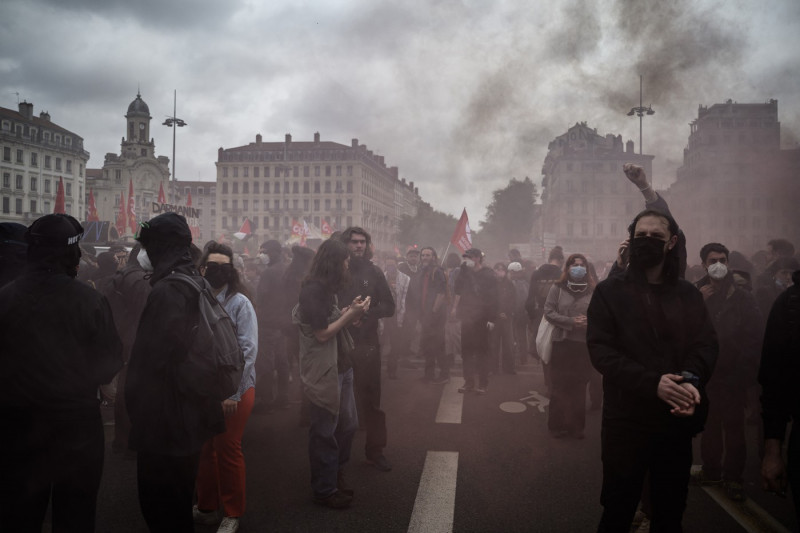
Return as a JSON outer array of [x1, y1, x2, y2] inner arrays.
[[25, 214, 83, 248], [136, 212, 192, 247]]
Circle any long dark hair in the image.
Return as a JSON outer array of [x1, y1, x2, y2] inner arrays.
[[626, 209, 681, 284], [557, 253, 597, 291], [199, 241, 252, 302], [339, 227, 373, 261], [304, 239, 350, 294]]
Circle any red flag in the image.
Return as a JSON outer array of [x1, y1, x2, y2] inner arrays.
[[87, 188, 99, 222], [186, 189, 193, 207], [157, 182, 166, 204], [127, 180, 137, 235], [450, 208, 472, 254], [116, 191, 127, 235], [234, 218, 252, 240], [321, 219, 333, 239], [244, 246, 250, 256], [53, 176, 65, 214]]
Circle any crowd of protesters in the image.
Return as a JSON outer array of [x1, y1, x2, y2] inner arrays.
[[1, 159, 799, 532]]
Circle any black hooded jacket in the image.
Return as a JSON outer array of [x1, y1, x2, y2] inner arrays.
[[337, 257, 395, 346]]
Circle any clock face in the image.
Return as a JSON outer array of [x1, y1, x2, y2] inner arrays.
[[139, 123, 145, 130]]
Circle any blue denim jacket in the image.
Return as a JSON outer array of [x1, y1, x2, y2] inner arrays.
[[218, 288, 258, 401]]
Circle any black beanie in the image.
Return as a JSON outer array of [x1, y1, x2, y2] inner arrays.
[[136, 212, 192, 247]]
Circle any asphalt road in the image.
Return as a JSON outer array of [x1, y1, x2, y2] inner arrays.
[[88, 358, 797, 532]]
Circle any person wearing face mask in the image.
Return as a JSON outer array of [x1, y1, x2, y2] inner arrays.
[[126, 212, 227, 532], [194, 243, 258, 533], [691, 242, 762, 501], [587, 209, 718, 532], [543, 254, 597, 439]]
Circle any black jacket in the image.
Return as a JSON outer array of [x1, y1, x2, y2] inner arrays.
[[95, 264, 151, 364], [256, 260, 289, 330], [695, 274, 762, 386], [455, 265, 498, 324], [759, 270, 800, 440], [126, 256, 225, 455], [338, 257, 395, 346], [587, 274, 718, 434], [525, 263, 562, 319], [0, 268, 122, 413]]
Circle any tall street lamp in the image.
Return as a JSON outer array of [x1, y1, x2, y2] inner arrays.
[[626, 75, 655, 155], [163, 89, 187, 203]]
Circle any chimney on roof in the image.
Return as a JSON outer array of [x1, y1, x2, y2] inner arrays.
[[626, 140, 634, 153], [256, 134, 262, 144], [314, 132, 320, 143], [351, 138, 358, 148], [409, 181, 414, 189], [285, 133, 292, 144], [39, 111, 50, 122], [18, 101, 33, 120]]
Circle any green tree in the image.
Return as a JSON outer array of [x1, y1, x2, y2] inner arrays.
[[396, 201, 459, 258], [477, 177, 538, 261]]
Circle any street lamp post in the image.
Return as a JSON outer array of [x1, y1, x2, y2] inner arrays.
[[163, 90, 187, 203], [626, 75, 655, 155]]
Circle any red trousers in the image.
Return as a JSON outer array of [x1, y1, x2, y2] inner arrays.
[[196, 387, 255, 517]]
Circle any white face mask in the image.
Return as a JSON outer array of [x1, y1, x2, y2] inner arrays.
[[258, 252, 270, 265], [137, 248, 154, 272], [707, 262, 728, 281], [464, 259, 476, 269]]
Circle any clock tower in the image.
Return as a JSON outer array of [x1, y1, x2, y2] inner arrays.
[[122, 91, 155, 159]]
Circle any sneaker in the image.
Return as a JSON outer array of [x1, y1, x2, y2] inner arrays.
[[337, 469, 354, 496], [691, 468, 722, 486], [457, 383, 474, 393], [475, 386, 487, 395], [432, 376, 451, 385], [192, 505, 220, 525], [366, 454, 392, 472], [217, 516, 240, 533], [724, 480, 746, 501], [314, 490, 353, 509]]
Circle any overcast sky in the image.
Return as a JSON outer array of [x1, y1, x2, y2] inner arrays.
[[2, 0, 799, 223]]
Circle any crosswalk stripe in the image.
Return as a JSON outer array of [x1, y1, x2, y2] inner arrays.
[[408, 451, 459, 533], [701, 485, 791, 533], [435, 379, 463, 424]]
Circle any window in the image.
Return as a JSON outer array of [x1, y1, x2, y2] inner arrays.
[[44, 201, 50, 213], [254, 167, 259, 178], [66, 183, 72, 196], [325, 166, 331, 177], [336, 199, 342, 210], [263, 216, 269, 228], [198, 187, 204, 195], [275, 182, 280, 194], [347, 199, 352, 211], [15, 198, 22, 214], [304, 199, 309, 210], [314, 181, 320, 193], [293, 199, 299, 209], [44, 155, 51, 169], [233, 182, 239, 194], [44, 179, 50, 193], [293, 166, 299, 177], [30, 153, 38, 166], [16, 149, 23, 163], [222, 216, 228, 229], [223, 167, 229, 178], [274, 216, 279, 228], [244, 167, 249, 178], [566, 222, 574, 236], [2, 173, 8, 188], [2, 147, 9, 161], [314, 166, 320, 177], [253, 182, 259, 194], [336, 166, 342, 176], [304, 166, 310, 177], [314, 199, 320, 211], [243, 199, 249, 210], [264, 167, 270, 177], [222, 199, 228, 210], [15, 175, 23, 189], [347, 166, 353, 177], [243, 182, 249, 194], [274, 200, 280, 210], [263, 200, 269, 210], [30, 177, 37, 191], [2, 197, 8, 213], [30, 200, 37, 213], [292, 182, 299, 194], [222, 182, 228, 194], [264, 182, 270, 194], [233, 167, 238, 178], [66, 160, 72, 174], [347, 181, 353, 193], [232, 199, 238, 210], [325, 181, 331, 193], [325, 199, 331, 210], [303, 181, 309, 193], [55, 158, 62, 171], [581, 221, 588, 236], [283, 199, 288, 209], [253, 201, 259, 212]]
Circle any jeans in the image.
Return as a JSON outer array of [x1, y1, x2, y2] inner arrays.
[[308, 368, 359, 498]]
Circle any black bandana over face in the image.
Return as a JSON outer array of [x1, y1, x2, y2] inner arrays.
[[629, 236, 668, 270], [204, 262, 233, 289]]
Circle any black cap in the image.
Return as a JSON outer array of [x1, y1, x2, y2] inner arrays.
[[462, 248, 483, 259], [260, 240, 282, 255], [136, 212, 192, 247], [25, 214, 83, 248]]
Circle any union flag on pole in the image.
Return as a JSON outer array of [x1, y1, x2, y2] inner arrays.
[[450, 208, 472, 254], [127, 180, 137, 235]]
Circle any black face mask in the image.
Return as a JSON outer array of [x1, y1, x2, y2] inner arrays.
[[629, 236, 668, 270], [204, 262, 232, 289]]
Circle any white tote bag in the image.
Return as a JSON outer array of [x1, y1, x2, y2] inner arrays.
[[535, 318, 555, 365]]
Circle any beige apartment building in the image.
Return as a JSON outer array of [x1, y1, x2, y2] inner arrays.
[[537, 122, 654, 263], [215, 132, 420, 252], [0, 101, 89, 225], [665, 99, 800, 261]]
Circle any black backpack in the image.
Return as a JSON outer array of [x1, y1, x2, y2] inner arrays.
[[170, 273, 245, 401]]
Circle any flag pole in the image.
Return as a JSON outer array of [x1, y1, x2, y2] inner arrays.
[[440, 242, 452, 266]]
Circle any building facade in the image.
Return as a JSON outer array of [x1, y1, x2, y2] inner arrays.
[[215, 132, 420, 252], [86, 92, 171, 235], [174, 179, 217, 244], [666, 99, 800, 262], [538, 122, 654, 262], [1, 101, 90, 224]]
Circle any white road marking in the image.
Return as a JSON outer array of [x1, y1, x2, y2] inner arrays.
[[435, 378, 463, 424], [691, 466, 791, 533], [498, 390, 549, 414], [408, 451, 459, 533]]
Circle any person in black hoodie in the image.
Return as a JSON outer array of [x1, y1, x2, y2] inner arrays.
[[587, 209, 717, 532], [125, 212, 225, 532], [0, 214, 122, 533], [338, 227, 396, 472]]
